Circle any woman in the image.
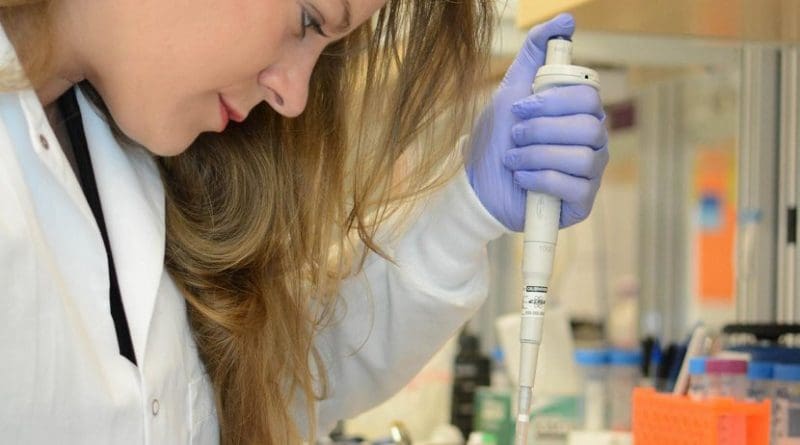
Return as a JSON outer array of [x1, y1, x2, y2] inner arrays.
[[0, 0, 608, 443]]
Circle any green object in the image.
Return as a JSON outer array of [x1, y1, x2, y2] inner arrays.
[[474, 388, 514, 445], [482, 432, 499, 444], [531, 394, 580, 418], [529, 395, 581, 441]]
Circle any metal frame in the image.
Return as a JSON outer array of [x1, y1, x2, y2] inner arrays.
[[637, 81, 690, 342], [737, 46, 781, 323], [781, 47, 800, 324]]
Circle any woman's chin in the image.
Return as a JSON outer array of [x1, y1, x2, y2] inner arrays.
[[138, 133, 196, 157]]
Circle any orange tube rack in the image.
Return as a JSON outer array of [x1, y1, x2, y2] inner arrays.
[[632, 388, 771, 444]]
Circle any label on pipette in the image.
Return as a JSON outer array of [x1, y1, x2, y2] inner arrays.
[[522, 285, 547, 317]]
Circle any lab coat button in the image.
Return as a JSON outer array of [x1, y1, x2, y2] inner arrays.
[[151, 398, 160, 416], [38, 134, 49, 150]]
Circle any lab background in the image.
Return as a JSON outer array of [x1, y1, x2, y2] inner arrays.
[[327, 1, 800, 444]]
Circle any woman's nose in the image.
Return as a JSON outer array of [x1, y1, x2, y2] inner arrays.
[[257, 56, 317, 118]]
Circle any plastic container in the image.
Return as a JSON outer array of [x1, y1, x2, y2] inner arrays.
[[773, 363, 800, 441], [608, 349, 642, 431], [688, 357, 709, 401], [746, 361, 774, 402], [575, 348, 609, 430], [632, 387, 771, 445], [706, 359, 748, 400]]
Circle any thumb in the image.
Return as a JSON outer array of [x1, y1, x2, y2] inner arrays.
[[502, 13, 575, 89]]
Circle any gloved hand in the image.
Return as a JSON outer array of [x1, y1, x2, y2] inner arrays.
[[466, 13, 609, 232]]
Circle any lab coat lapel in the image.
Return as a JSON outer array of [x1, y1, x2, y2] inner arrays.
[[75, 89, 166, 364]]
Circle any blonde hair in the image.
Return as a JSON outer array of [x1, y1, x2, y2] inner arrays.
[[2, 1, 494, 443]]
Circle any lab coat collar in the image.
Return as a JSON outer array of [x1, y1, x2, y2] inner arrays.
[[75, 89, 166, 365], [1, 22, 166, 363]]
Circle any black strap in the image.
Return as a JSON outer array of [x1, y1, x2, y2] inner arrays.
[[57, 88, 137, 366]]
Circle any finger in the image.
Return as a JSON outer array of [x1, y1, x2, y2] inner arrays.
[[512, 85, 604, 120], [502, 14, 576, 89], [512, 115, 608, 149], [504, 145, 609, 180], [561, 196, 596, 228], [513, 170, 598, 208]]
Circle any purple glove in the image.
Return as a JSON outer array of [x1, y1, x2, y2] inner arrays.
[[466, 13, 609, 231]]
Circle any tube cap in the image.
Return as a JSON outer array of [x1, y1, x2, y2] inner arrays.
[[706, 359, 747, 375], [575, 348, 609, 366], [774, 364, 800, 382], [688, 357, 707, 375], [609, 349, 642, 367], [747, 362, 775, 380]]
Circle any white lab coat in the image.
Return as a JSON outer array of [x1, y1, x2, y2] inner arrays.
[[0, 27, 506, 444]]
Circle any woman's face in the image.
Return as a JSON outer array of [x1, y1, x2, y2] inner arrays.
[[74, 0, 384, 155]]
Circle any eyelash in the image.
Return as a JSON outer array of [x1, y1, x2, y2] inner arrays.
[[301, 9, 325, 38]]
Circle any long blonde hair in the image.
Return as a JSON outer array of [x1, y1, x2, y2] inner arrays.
[[2, 1, 494, 443]]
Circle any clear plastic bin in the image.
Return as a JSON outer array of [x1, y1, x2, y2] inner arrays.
[[746, 361, 774, 402], [608, 349, 642, 431], [706, 359, 747, 400], [575, 348, 609, 430]]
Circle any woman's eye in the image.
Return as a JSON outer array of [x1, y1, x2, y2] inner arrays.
[[301, 9, 326, 38]]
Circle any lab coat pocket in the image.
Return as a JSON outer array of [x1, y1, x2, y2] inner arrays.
[[188, 373, 219, 445]]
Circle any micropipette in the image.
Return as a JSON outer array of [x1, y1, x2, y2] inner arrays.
[[514, 36, 600, 445]]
